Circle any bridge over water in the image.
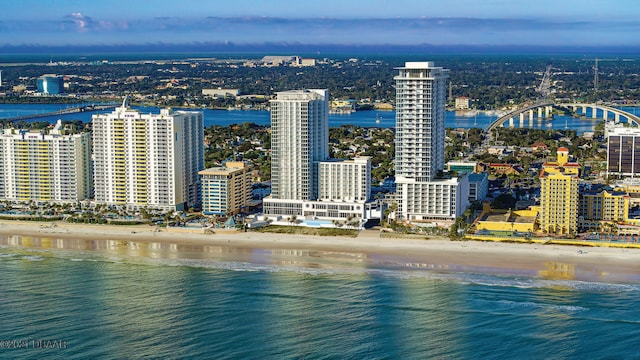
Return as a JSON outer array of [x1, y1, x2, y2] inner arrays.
[[0, 103, 117, 122], [486, 102, 640, 132]]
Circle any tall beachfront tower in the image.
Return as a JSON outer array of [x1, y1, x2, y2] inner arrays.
[[92, 100, 204, 211], [0, 120, 92, 203], [269, 89, 329, 201], [394, 62, 468, 223], [263, 89, 371, 221], [395, 61, 448, 183], [539, 148, 580, 235]]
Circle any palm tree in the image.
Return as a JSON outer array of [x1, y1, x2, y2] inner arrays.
[[463, 207, 473, 223]]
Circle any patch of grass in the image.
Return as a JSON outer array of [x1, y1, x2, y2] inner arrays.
[[254, 225, 358, 237]]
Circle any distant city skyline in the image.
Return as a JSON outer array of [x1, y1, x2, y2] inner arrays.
[[2, 0, 640, 47]]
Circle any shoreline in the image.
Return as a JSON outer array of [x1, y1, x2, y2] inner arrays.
[[1, 220, 640, 283]]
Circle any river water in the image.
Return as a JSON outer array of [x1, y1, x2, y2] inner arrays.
[[2, 103, 636, 133]]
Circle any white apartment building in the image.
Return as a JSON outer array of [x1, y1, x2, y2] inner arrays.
[[395, 61, 469, 223], [397, 176, 470, 222], [263, 90, 372, 222], [92, 100, 204, 211], [318, 157, 371, 202], [0, 119, 92, 203], [268, 89, 329, 201]]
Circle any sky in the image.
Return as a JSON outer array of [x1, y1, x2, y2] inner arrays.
[[2, 0, 639, 48]]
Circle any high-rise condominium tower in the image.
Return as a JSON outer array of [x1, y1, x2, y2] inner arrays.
[[92, 100, 204, 211], [395, 62, 468, 222], [269, 89, 329, 201], [0, 120, 92, 203], [263, 89, 371, 221], [395, 62, 448, 182]]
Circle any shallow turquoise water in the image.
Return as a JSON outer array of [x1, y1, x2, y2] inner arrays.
[[1, 241, 639, 359]]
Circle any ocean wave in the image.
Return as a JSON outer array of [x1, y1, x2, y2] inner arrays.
[[5, 249, 640, 292], [496, 299, 587, 313], [70, 258, 100, 262], [453, 273, 640, 293], [140, 257, 365, 276]]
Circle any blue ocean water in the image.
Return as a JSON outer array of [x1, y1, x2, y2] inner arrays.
[[1, 238, 639, 359], [0, 103, 628, 133]]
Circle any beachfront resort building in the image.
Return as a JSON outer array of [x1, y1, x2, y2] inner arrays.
[[318, 157, 371, 202], [268, 89, 329, 202], [0, 119, 92, 203], [578, 183, 629, 232], [539, 148, 580, 234], [262, 89, 372, 223], [394, 61, 470, 224], [607, 126, 640, 178], [91, 99, 204, 211], [200, 161, 253, 216]]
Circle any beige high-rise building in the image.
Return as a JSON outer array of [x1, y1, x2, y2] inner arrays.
[[0, 120, 92, 203], [91, 100, 204, 211], [578, 185, 629, 232], [539, 148, 580, 234], [200, 162, 253, 216]]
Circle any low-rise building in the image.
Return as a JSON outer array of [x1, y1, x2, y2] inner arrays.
[[475, 202, 537, 234], [480, 163, 523, 176], [202, 88, 240, 97], [455, 96, 471, 110], [297, 58, 316, 67], [468, 173, 489, 202], [447, 161, 479, 174]]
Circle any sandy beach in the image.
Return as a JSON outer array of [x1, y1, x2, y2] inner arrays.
[[1, 220, 639, 283]]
